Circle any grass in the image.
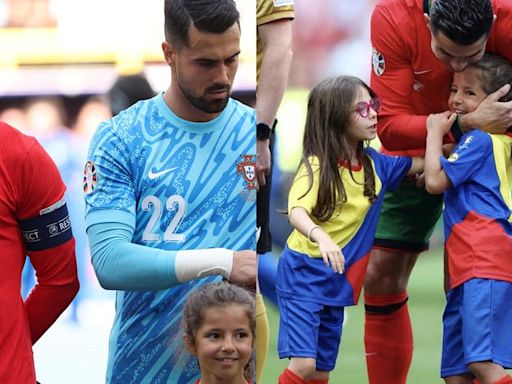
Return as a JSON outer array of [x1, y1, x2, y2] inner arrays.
[[261, 248, 447, 383]]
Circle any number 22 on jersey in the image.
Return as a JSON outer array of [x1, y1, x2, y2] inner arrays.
[[141, 195, 186, 242]]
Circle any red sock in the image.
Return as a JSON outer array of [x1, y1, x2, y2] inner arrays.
[[493, 375, 512, 384], [278, 369, 309, 384], [308, 379, 328, 384], [364, 292, 413, 384]]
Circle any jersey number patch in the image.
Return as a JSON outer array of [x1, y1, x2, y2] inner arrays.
[[141, 195, 186, 242]]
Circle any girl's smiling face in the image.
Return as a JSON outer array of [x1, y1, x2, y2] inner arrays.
[[186, 304, 253, 384]]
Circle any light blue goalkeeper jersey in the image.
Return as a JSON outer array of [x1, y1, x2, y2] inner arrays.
[[84, 94, 256, 383]]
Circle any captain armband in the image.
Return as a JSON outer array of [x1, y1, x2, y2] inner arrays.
[[175, 248, 234, 282], [19, 198, 73, 251]]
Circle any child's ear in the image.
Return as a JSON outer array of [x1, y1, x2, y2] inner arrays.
[[183, 334, 197, 355]]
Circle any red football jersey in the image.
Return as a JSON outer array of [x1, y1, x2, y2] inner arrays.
[[370, 0, 512, 156], [0, 122, 79, 383]]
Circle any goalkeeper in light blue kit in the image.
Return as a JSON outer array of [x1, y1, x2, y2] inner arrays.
[[83, 0, 256, 383]]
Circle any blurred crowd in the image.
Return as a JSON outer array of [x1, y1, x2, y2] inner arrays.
[[289, 0, 378, 87], [0, 73, 156, 322]]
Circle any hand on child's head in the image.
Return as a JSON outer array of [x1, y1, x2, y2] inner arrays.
[[493, 83, 512, 99]]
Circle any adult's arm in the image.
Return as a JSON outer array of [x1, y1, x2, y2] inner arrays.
[[463, 4, 512, 132], [370, 5, 429, 150], [257, 19, 293, 126], [256, 18, 293, 186], [18, 142, 79, 344], [86, 210, 256, 291], [459, 84, 512, 133], [26, 239, 79, 344]]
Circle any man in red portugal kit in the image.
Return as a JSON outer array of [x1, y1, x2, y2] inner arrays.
[[0, 121, 79, 383], [365, 0, 512, 383]]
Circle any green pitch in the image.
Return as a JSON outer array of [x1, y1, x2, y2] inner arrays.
[[262, 249, 446, 383]]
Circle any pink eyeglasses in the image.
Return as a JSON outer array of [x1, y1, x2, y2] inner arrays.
[[354, 97, 381, 118]]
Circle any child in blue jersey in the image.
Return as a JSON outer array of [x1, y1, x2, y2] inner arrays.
[[182, 281, 255, 384], [425, 54, 512, 384], [276, 76, 424, 384]]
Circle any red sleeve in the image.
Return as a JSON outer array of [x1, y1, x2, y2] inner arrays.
[[489, 0, 512, 62], [370, 4, 429, 151], [25, 240, 79, 343], [17, 141, 79, 344]]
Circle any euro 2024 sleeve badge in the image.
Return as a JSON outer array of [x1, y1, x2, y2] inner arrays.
[[372, 47, 385, 76], [83, 160, 97, 194]]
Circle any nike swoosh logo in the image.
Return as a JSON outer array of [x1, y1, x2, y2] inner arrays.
[[365, 352, 378, 357], [148, 166, 178, 180], [413, 69, 431, 75]]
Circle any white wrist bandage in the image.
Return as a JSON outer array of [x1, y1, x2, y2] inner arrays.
[[175, 248, 234, 283]]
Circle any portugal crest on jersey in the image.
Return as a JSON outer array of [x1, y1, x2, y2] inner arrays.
[[236, 154, 257, 190], [372, 48, 385, 76]]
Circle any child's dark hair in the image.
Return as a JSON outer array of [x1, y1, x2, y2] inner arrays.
[[469, 53, 512, 102], [299, 75, 378, 222], [182, 281, 255, 379]]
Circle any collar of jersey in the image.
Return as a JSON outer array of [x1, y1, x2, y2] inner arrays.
[[337, 159, 363, 171], [155, 92, 231, 134]]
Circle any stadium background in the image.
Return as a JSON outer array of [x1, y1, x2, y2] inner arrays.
[[1, 0, 449, 382]]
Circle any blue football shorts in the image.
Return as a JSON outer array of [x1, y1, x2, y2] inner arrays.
[[441, 278, 512, 378], [277, 296, 344, 372]]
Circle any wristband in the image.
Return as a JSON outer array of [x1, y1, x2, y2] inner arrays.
[[256, 119, 278, 140], [450, 115, 465, 142], [307, 225, 321, 241], [175, 248, 233, 282], [256, 122, 272, 140]]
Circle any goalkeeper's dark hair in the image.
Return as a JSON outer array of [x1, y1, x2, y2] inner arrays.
[[164, 0, 240, 50], [297, 75, 377, 223], [468, 53, 512, 102], [429, 0, 493, 45]]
